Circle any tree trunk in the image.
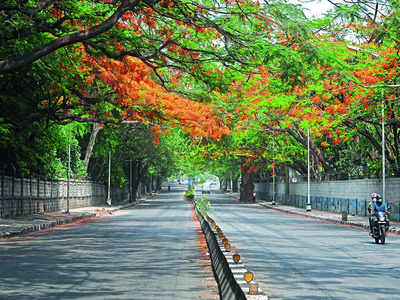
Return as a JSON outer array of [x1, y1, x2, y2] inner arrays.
[[131, 160, 140, 202], [240, 164, 255, 203], [131, 160, 148, 202], [155, 176, 162, 192], [83, 123, 103, 171], [219, 178, 225, 191], [232, 178, 239, 192]]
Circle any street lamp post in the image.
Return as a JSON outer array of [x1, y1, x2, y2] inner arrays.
[[129, 159, 132, 202], [306, 128, 312, 212], [272, 140, 276, 205], [106, 151, 112, 206], [272, 168, 276, 205], [230, 171, 233, 194], [382, 99, 385, 201], [67, 122, 71, 214]]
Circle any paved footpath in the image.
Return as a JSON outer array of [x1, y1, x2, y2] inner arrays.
[[0, 190, 219, 300], [225, 192, 400, 233], [0, 200, 142, 239], [256, 200, 400, 234]]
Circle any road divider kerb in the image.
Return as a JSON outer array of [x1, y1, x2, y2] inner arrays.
[[193, 201, 268, 300]]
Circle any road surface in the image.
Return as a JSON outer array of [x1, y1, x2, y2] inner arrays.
[[0, 190, 217, 300], [207, 193, 400, 300]]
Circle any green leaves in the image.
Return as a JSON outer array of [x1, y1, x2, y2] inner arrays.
[[196, 196, 213, 214]]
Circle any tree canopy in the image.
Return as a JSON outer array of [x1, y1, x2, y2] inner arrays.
[[1, 0, 400, 200]]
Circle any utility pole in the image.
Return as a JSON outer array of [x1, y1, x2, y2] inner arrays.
[[67, 122, 71, 214], [272, 140, 276, 205], [106, 151, 111, 206], [272, 166, 276, 205], [230, 171, 233, 193], [306, 128, 312, 212], [129, 159, 132, 202], [150, 173, 153, 194], [382, 99, 385, 201]]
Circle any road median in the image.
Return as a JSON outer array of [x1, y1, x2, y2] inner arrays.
[[193, 200, 268, 300]]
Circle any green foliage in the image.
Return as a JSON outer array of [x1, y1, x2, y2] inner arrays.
[[196, 196, 213, 215], [86, 124, 184, 189], [2, 0, 400, 185], [185, 188, 195, 198], [0, 121, 87, 178]]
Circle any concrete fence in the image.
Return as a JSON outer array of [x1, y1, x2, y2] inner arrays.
[[255, 178, 400, 222], [0, 175, 106, 218]]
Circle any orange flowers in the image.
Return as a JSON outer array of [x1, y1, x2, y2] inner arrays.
[[312, 95, 321, 104], [82, 52, 230, 142]]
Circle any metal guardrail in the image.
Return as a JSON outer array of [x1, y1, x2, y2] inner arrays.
[[194, 204, 247, 300]]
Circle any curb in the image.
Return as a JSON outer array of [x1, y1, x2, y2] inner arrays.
[[0, 199, 147, 240], [225, 195, 400, 234], [258, 202, 369, 228], [258, 202, 400, 234], [106, 200, 143, 214], [0, 213, 96, 239]]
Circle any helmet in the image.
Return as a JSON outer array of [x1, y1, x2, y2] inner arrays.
[[370, 192, 381, 201]]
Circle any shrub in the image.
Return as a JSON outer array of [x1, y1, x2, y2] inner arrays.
[[196, 196, 213, 215], [185, 188, 194, 199]]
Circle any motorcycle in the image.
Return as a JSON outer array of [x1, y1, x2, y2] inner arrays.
[[371, 211, 390, 244]]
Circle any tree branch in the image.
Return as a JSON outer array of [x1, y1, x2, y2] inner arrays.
[[0, 2, 134, 73]]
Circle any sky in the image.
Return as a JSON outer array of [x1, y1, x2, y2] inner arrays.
[[289, 0, 335, 17]]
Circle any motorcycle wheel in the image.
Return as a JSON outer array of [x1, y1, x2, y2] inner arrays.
[[380, 224, 386, 244], [373, 226, 380, 244]]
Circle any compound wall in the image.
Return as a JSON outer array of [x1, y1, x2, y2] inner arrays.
[[255, 178, 400, 221], [0, 176, 106, 217]]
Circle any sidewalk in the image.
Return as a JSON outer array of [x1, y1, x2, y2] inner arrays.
[[0, 200, 144, 239], [257, 200, 400, 234], [226, 193, 400, 234]]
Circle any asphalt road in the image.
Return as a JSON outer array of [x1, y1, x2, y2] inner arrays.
[[0, 190, 216, 300], [207, 193, 400, 300]]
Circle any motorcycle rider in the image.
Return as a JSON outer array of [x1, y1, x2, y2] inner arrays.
[[369, 193, 389, 234], [368, 192, 378, 214], [368, 192, 378, 233]]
